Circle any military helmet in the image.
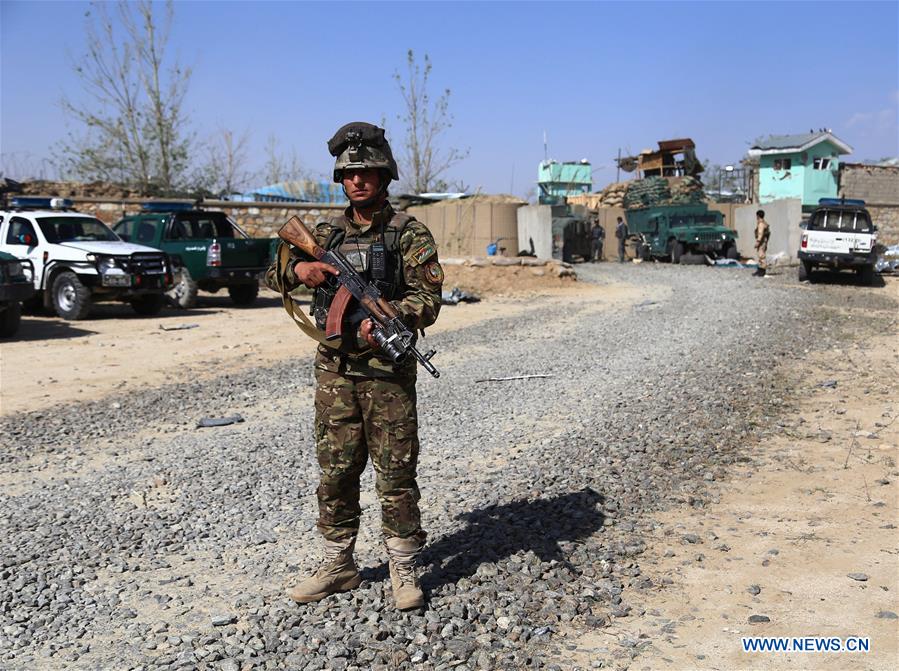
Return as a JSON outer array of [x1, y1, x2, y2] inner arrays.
[[328, 122, 399, 183]]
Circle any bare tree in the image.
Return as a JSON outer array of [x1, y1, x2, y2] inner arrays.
[[262, 135, 313, 185], [59, 0, 192, 193], [394, 50, 468, 193], [202, 127, 253, 195]]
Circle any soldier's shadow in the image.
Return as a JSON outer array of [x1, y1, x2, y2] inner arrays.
[[360, 488, 605, 590]]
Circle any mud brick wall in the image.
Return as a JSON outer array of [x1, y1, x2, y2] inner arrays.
[[54, 198, 345, 238], [840, 164, 899, 244]]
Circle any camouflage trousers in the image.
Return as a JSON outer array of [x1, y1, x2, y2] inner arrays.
[[313, 368, 423, 542], [756, 242, 768, 269]]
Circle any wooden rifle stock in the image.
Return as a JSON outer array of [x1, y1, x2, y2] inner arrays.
[[278, 216, 325, 260]]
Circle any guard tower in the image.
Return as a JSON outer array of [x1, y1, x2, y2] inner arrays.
[[537, 159, 592, 205]]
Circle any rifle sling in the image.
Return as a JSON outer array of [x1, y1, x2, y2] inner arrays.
[[276, 241, 343, 350]]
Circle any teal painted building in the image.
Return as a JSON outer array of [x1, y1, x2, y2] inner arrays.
[[749, 132, 853, 207], [538, 159, 592, 204]]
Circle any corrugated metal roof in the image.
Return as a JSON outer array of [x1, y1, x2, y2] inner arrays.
[[240, 180, 347, 204], [751, 132, 827, 150]]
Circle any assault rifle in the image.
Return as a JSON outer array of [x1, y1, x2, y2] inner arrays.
[[278, 216, 440, 378]]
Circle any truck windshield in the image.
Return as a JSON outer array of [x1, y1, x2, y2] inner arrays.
[[669, 215, 719, 227], [809, 209, 873, 233], [170, 212, 241, 240], [37, 217, 119, 243]]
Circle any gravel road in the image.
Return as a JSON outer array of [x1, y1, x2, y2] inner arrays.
[[1, 264, 895, 670]]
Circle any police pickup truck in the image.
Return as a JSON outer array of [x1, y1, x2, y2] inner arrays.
[[798, 198, 878, 285], [113, 203, 277, 309], [0, 197, 171, 319]]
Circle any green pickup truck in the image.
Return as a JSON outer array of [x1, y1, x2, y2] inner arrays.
[[626, 203, 739, 263], [0, 250, 35, 337], [114, 203, 277, 308]]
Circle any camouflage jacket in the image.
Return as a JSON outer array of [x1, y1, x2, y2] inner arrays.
[[265, 202, 443, 378], [755, 219, 770, 246]]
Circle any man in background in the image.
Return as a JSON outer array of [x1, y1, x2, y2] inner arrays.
[[615, 216, 629, 263], [753, 209, 770, 277]]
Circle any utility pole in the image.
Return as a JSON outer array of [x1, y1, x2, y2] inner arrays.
[[616, 148, 621, 184], [543, 131, 548, 162]]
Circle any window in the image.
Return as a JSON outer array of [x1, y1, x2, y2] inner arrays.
[[169, 212, 237, 239], [772, 158, 792, 171], [36, 216, 118, 242], [813, 157, 832, 170], [808, 209, 873, 233], [7, 217, 38, 245]]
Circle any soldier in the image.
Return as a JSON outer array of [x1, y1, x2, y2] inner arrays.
[[753, 209, 770, 277], [590, 219, 605, 262], [615, 216, 629, 263], [265, 122, 443, 610]]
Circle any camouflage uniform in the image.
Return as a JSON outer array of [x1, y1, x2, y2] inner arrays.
[[266, 202, 442, 543], [755, 217, 770, 270]]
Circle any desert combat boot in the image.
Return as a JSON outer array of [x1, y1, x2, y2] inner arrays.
[[385, 535, 425, 610], [287, 537, 361, 603]]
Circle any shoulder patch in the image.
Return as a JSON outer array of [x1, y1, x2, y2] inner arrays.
[[424, 261, 444, 285], [410, 241, 437, 266]]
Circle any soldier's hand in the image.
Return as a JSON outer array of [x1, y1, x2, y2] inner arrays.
[[293, 261, 338, 288], [359, 318, 379, 349]]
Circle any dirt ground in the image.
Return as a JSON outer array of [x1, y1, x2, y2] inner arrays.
[[566, 279, 899, 670], [0, 266, 594, 416], [2, 267, 896, 671]]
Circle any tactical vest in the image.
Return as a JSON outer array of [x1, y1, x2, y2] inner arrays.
[[311, 212, 413, 334]]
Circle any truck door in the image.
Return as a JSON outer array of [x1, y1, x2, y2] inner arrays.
[[4, 216, 43, 288]]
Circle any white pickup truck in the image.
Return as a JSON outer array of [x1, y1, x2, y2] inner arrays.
[[0, 197, 172, 319], [798, 198, 878, 285]]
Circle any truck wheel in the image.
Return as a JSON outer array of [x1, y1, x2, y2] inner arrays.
[[228, 284, 259, 306], [130, 294, 165, 316], [858, 265, 875, 286], [798, 260, 811, 282], [0, 302, 22, 338], [166, 267, 199, 309], [670, 241, 684, 264], [51, 270, 92, 320], [726, 244, 739, 260]]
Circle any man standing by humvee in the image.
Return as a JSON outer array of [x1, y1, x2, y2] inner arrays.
[[590, 218, 605, 262], [753, 209, 770, 277], [615, 216, 629, 263], [265, 122, 443, 610]]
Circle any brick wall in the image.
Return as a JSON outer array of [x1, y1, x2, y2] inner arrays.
[[55, 197, 345, 238], [840, 164, 899, 205], [839, 164, 899, 244]]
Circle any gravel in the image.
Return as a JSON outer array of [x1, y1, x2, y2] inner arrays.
[[1, 264, 895, 669]]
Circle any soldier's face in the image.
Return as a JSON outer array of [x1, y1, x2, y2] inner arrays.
[[343, 168, 381, 203]]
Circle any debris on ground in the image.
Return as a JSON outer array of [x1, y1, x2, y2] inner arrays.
[[159, 323, 200, 332], [196, 414, 245, 428], [875, 245, 899, 273], [474, 374, 553, 383], [441, 287, 481, 305]]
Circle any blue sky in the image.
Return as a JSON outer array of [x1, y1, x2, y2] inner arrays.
[[2, 0, 897, 197]]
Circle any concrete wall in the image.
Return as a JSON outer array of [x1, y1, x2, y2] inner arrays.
[[516, 205, 554, 259], [49, 197, 344, 238], [406, 199, 523, 257], [734, 198, 802, 263]]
